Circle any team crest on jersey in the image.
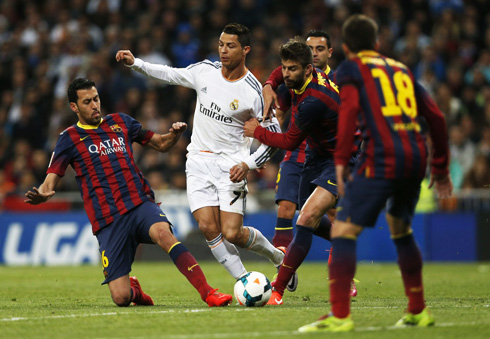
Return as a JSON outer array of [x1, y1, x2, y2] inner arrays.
[[110, 124, 122, 132], [230, 99, 239, 111]]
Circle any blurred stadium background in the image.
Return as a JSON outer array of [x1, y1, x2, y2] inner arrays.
[[0, 0, 489, 265]]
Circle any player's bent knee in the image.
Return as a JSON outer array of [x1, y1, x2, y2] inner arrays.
[[111, 290, 132, 307], [150, 222, 174, 244], [297, 210, 322, 227], [221, 228, 243, 246]]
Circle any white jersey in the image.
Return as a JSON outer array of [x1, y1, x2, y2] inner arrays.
[[131, 58, 279, 169]]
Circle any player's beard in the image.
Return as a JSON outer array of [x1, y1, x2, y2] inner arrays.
[[284, 76, 304, 90]]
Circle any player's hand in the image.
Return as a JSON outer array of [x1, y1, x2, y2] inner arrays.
[[335, 165, 352, 197], [115, 50, 135, 66], [24, 187, 55, 205], [429, 173, 453, 199], [230, 162, 249, 183], [262, 84, 278, 120], [244, 118, 260, 138], [169, 122, 187, 136]]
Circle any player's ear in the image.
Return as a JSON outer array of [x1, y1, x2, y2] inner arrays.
[[243, 45, 250, 56], [69, 102, 79, 113], [374, 40, 380, 51], [305, 63, 313, 76]]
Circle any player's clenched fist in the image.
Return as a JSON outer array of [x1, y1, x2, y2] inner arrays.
[[115, 50, 135, 66], [169, 122, 187, 136], [243, 118, 260, 138]]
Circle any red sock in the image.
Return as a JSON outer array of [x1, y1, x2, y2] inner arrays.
[[394, 233, 425, 314], [329, 237, 356, 318], [169, 243, 213, 301], [272, 217, 294, 248], [273, 225, 313, 295], [328, 246, 333, 265]]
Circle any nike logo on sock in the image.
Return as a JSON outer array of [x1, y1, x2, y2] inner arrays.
[[187, 264, 198, 271]]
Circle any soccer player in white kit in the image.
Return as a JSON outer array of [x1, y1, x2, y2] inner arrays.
[[116, 23, 285, 280]]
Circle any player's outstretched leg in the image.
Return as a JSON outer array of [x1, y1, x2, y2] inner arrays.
[[243, 226, 284, 267], [207, 234, 247, 279], [168, 241, 232, 306], [271, 246, 298, 293], [130, 276, 154, 306], [269, 225, 313, 304]]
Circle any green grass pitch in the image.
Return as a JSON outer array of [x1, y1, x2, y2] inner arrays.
[[1, 261, 489, 338]]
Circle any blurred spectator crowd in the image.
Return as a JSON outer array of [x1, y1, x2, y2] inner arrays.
[[0, 0, 490, 211]]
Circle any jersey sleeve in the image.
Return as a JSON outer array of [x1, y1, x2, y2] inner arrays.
[[243, 93, 280, 170], [335, 60, 362, 90], [276, 84, 291, 112], [335, 84, 360, 167], [253, 119, 307, 151], [131, 58, 197, 89], [46, 132, 74, 177], [243, 117, 281, 170], [414, 81, 450, 177], [264, 66, 284, 90], [120, 113, 155, 146]]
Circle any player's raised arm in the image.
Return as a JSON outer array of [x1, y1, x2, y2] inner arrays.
[[147, 122, 188, 153], [24, 173, 61, 205], [115, 50, 135, 66]]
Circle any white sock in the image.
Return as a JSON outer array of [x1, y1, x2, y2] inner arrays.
[[244, 226, 284, 266], [207, 233, 247, 280]]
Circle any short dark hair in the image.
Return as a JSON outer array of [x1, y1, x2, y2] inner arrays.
[[306, 30, 331, 49], [342, 14, 378, 53], [279, 37, 313, 69], [67, 78, 96, 104], [222, 23, 251, 48]]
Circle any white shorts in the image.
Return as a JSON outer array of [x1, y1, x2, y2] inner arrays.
[[185, 152, 248, 214]]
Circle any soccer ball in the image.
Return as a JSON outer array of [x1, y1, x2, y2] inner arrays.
[[234, 271, 272, 307]]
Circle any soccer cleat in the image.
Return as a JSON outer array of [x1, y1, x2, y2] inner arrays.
[[205, 289, 232, 307], [130, 276, 154, 306], [298, 313, 354, 333], [266, 289, 283, 305], [350, 278, 359, 297], [275, 246, 299, 292], [395, 307, 435, 327]]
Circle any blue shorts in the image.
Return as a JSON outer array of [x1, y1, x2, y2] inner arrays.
[[275, 160, 303, 206], [336, 176, 422, 227], [96, 201, 171, 284], [298, 155, 337, 209]]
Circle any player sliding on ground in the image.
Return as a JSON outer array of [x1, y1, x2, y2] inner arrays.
[[25, 78, 232, 307]]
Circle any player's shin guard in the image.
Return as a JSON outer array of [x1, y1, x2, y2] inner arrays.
[[393, 231, 425, 314], [272, 217, 294, 248], [168, 242, 213, 301], [329, 237, 357, 319], [244, 226, 284, 266], [207, 234, 247, 280], [273, 225, 313, 295]]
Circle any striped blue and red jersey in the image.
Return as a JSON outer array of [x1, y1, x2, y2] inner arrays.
[[255, 68, 339, 157], [266, 66, 337, 163], [47, 113, 156, 233], [335, 51, 449, 179]]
